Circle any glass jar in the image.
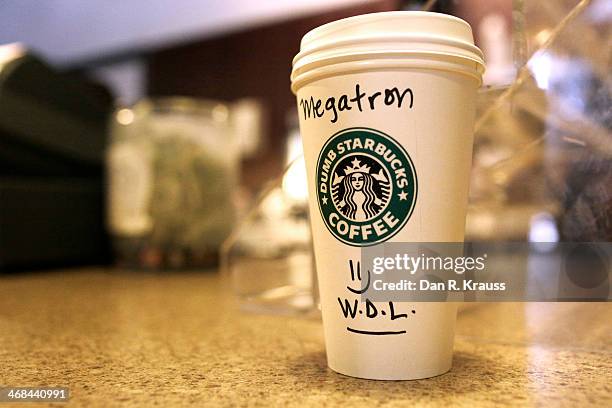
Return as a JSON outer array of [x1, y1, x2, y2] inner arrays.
[[107, 97, 239, 269]]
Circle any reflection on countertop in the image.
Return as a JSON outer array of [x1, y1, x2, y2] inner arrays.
[[0, 269, 610, 407]]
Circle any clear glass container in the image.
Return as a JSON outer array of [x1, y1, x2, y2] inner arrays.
[[221, 110, 318, 316], [107, 97, 239, 269]]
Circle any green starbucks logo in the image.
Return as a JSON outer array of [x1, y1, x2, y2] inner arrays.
[[316, 127, 417, 246]]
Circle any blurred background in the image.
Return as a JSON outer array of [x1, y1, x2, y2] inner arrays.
[[0, 0, 610, 313]]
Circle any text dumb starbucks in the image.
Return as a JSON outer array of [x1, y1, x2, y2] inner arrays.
[[318, 137, 410, 192], [299, 84, 414, 124]]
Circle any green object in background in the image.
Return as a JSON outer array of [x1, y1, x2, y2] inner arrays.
[[107, 98, 239, 269]]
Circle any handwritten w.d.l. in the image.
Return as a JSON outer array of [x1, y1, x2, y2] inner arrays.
[[338, 260, 412, 336]]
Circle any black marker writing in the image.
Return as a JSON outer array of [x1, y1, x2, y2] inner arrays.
[[339, 260, 414, 335], [300, 84, 414, 123]]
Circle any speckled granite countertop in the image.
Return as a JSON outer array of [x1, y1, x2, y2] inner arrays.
[[0, 269, 610, 407]]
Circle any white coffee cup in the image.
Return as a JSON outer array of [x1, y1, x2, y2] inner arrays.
[[291, 11, 484, 380]]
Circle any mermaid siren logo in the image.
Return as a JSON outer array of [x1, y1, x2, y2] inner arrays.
[[332, 157, 390, 221], [317, 128, 417, 246]]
